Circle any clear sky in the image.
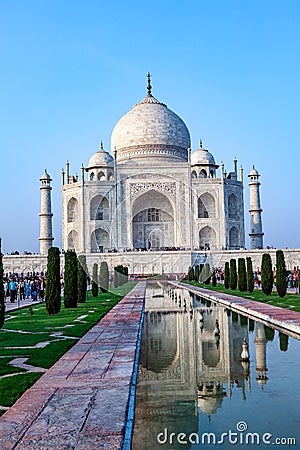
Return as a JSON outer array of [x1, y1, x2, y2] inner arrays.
[[0, 0, 299, 254]]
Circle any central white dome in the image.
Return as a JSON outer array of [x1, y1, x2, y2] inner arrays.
[[111, 88, 191, 163]]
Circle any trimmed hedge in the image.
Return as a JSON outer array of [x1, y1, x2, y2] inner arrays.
[[224, 262, 230, 289], [99, 261, 109, 293], [64, 250, 78, 308], [92, 263, 98, 297], [261, 253, 273, 296], [246, 256, 254, 293], [77, 254, 88, 303], [238, 258, 247, 292], [276, 250, 287, 298], [229, 259, 237, 290], [45, 247, 61, 316]]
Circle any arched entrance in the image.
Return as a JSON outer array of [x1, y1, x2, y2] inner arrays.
[[199, 226, 216, 250], [229, 226, 240, 249], [91, 228, 110, 253], [132, 190, 175, 250]]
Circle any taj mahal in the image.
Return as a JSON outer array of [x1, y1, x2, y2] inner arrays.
[[4, 75, 300, 274], [59, 75, 261, 256]]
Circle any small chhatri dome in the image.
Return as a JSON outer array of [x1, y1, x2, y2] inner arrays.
[[249, 165, 259, 176], [88, 142, 114, 168], [40, 169, 51, 181], [191, 142, 216, 166], [111, 74, 191, 162]]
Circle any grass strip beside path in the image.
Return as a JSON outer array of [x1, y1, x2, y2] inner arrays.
[[0, 282, 136, 415], [185, 281, 300, 312]]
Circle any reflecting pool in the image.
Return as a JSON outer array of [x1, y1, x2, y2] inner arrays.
[[132, 283, 300, 449]]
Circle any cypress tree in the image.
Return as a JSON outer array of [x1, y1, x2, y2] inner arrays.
[[119, 265, 127, 286], [194, 265, 200, 283], [0, 238, 5, 329], [124, 266, 128, 283], [279, 332, 289, 352], [77, 254, 88, 303], [246, 256, 254, 293], [238, 258, 247, 291], [276, 250, 287, 298], [45, 247, 61, 316], [224, 262, 230, 289], [229, 259, 237, 290], [64, 250, 78, 308], [99, 261, 109, 293], [188, 266, 194, 282], [261, 253, 273, 296], [92, 263, 99, 297], [113, 266, 118, 287], [203, 263, 211, 285], [212, 270, 217, 286], [264, 325, 275, 342], [114, 265, 123, 287]]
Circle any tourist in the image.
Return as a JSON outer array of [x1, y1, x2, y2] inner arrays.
[[288, 273, 293, 288], [257, 272, 261, 288], [25, 279, 31, 299], [293, 271, 298, 291], [19, 278, 25, 301], [39, 278, 45, 300], [9, 278, 18, 303], [3, 279, 8, 302], [31, 279, 38, 301]]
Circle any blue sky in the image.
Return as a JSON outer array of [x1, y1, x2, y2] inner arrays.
[[0, 0, 299, 253]]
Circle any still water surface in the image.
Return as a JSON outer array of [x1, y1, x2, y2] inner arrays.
[[132, 284, 300, 449]]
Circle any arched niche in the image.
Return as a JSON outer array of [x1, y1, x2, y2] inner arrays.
[[198, 193, 216, 218], [90, 195, 109, 221], [67, 197, 78, 223], [67, 230, 78, 250], [97, 171, 105, 181], [228, 194, 239, 219]]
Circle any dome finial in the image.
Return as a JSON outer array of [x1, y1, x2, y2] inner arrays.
[[200, 139, 203, 148], [100, 140, 103, 151], [147, 72, 152, 96]]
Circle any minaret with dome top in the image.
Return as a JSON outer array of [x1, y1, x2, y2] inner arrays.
[[39, 169, 54, 254], [248, 166, 264, 249]]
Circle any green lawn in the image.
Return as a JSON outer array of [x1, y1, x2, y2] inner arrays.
[[0, 282, 136, 415], [184, 281, 300, 312]]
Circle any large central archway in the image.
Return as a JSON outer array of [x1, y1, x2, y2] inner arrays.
[[132, 190, 175, 250]]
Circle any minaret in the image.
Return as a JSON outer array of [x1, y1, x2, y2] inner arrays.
[[248, 166, 264, 249], [254, 323, 268, 387], [39, 169, 54, 255]]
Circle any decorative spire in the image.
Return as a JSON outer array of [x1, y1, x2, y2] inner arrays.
[[200, 139, 203, 148], [100, 141, 104, 151], [147, 72, 152, 96]]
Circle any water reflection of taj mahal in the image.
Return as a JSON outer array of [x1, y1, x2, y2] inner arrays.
[[133, 284, 269, 448]]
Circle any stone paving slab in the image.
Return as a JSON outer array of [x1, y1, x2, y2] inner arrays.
[[179, 282, 300, 337], [0, 282, 146, 450]]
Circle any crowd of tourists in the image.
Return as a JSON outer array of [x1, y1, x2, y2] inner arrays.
[[253, 269, 299, 290], [3, 276, 46, 303]]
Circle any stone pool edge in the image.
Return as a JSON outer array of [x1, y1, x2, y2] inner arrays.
[[175, 282, 300, 339]]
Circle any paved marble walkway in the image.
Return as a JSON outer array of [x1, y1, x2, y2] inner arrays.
[[0, 282, 146, 450], [179, 282, 300, 337]]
